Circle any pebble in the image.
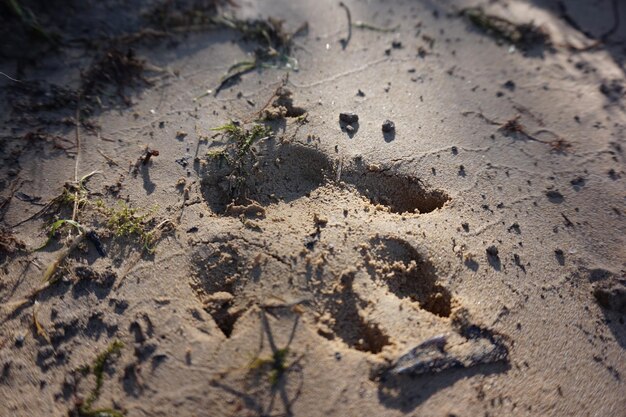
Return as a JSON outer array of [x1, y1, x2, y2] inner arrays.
[[486, 245, 499, 257], [382, 120, 395, 133], [339, 112, 359, 124]]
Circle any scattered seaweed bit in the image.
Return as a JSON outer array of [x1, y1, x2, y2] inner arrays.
[[461, 7, 550, 50], [213, 15, 308, 95], [81, 47, 153, 104], [352, 21, 399, 32], [71, 340, 125, 417], [338, 2, 352, 49]]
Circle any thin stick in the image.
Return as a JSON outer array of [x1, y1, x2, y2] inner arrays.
[[72, 102, 81, 223], [0, 71, 22, 82], [339, 2, 352, 49], [97, 148, 119, 166]]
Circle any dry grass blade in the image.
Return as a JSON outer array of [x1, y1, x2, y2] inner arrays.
[[33, 301, 51, 344], [42, 232, 85, 282]]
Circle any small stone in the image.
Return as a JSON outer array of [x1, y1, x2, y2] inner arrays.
[[382, 120, 395, 133], [339, 112, 359, 124], [545, 190, 564, 203], [594, 283, 626, 313], [392, 40, 403, 49], [356, 89, 365, 97], [503, 80, 516, 91], [486, 245, 499, 257], [314, 213, 328, 226]]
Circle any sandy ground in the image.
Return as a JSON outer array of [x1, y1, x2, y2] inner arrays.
[[0, 0, 625, 416]]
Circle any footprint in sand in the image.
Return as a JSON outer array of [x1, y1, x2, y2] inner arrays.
[[190, 138, 509, 378]]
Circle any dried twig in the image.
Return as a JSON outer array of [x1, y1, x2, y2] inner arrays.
[[339, 2, 352, 49], [72, 103, 81, 223], [97, 148, 119, 166]]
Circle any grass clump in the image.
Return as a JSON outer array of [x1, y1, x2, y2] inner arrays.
[[103, 202, 157, 252], [202, 120, 272, 208], [211, 121, 271, 159], [74, 340, 125, 417], [207, 121, 271, 200], [250, 347, 289, 386]]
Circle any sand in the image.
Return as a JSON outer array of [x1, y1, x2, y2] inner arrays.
[[0, 0, 624, 416]]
